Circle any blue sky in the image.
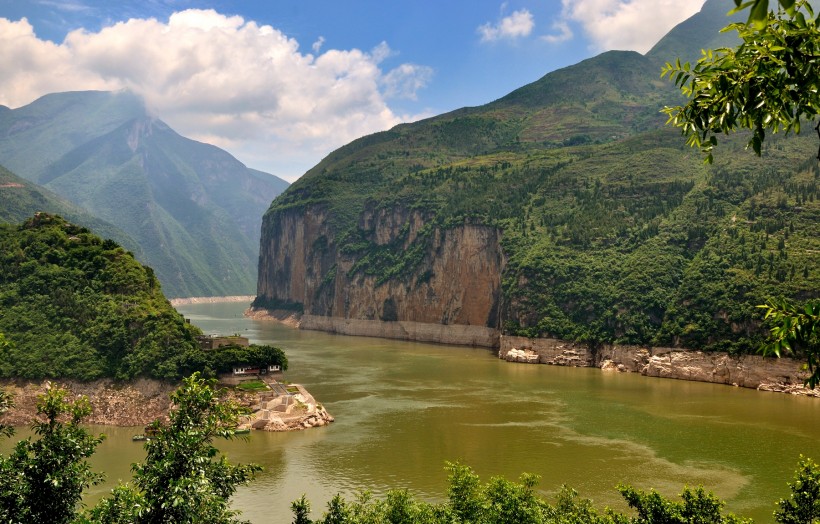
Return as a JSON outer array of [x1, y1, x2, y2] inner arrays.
[[0, 0, 709, 181]]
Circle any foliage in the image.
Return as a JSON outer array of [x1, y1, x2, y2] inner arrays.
[[774, 456, 820, 523], [759, 299, 820, 386], [288, 462, 768, 524], [737, 0, 799, 27], [178, 343, 288, 378], [0, 386, 104, 524], [260, 9, 818, 354], [662, 0, 820, 163], [0, 213, 207, 381], [618, 485, 751, 523], [89, 373, 261, 523]]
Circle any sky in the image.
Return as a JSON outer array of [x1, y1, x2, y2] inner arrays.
[[0, 0, 710, 182]]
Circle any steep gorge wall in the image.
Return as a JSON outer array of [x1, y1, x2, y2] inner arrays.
[[257, 204, 505, 346]]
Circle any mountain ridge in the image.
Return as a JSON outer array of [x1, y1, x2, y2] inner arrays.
[[0, 90, 289, 298]]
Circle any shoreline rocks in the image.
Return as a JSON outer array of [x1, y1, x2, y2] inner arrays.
[[0, 378, 177, 426], [499, 335, 819, 397], [0, 377, 334, 430]]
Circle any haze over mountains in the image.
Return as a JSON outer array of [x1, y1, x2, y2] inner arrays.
[[256, 0, 818, 351], [0, 91, 289, 298]]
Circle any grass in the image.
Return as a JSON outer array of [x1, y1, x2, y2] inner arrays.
[[235, 380, 269, 392]]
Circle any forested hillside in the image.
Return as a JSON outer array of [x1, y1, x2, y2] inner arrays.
[[0, 164, 141, 255], [0, 213, 203, 380], [257, 0, 819, 353]]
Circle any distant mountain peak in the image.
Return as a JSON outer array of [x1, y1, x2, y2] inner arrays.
[[0, 89, 289, 298], [646, 0, 741, 64]]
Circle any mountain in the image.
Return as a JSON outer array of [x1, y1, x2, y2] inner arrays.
[[0, 91, 289, 298], [255, 0, 819, 352], [0, 163, 142, 255]]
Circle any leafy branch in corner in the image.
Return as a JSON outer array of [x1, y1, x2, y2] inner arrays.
[[759, 299, 820, 387], [662, 0, 820, 163]]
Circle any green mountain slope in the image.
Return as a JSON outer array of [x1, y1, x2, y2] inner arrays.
[[0, 214, 203, 380], [258, 0, 818, 352], [0, 91, 289, 297], [0, 164, 142, 255]]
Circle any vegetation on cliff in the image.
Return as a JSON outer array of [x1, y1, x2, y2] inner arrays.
[[258, 0, 818, 354], [0, 213, 204, 381]]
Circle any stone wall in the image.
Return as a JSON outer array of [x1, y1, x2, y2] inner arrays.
[[499, 335, 817, 396], [301, 315, 499, 347]]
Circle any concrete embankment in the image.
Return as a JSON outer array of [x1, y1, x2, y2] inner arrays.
[[300, 314, 499, 347], [246, 308, 498, 347], [169, 295, 255, 307], [499, 336, 818, 397]]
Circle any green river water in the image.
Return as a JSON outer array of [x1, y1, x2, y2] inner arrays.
[[8, 301, 820, 522]]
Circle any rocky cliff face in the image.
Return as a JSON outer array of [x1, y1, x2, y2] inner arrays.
[[257, 203, 505, 344]]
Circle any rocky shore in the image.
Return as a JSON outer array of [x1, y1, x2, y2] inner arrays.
[[499, 335, 819, 397], [239, 383, 334, 431], [0, 378, 177, 426], [0, 377, 334, 430]]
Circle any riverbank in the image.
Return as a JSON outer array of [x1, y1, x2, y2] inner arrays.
[[169, 295, 255, 307], [499, 335, 818, 397], [245, 307, 498, 346], [246, 307, 817, 397], [0, 377, 334, 429]]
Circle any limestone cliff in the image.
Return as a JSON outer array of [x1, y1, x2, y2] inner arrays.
[[256, 203, 505, 346]]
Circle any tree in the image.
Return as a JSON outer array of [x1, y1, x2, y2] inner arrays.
[[663, 0, 820, 388], [662, 0, 820, 163], [618, 485, 751, 523], [759, 300, 820, 387], [774, 456, 820, 523], [90, 373, 260, 523], [0, 386, 104, 524]]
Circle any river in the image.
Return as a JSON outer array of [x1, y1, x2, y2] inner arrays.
[[8, 301, 820, 522]]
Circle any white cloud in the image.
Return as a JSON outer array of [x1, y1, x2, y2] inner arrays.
[[382, 64, 434, 100], [559, 0, 706, 53], [0, 10, 433, 181], [541, 20, 573, 44], [478, 9, 535, 42], [312, 36, 325, 54]]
